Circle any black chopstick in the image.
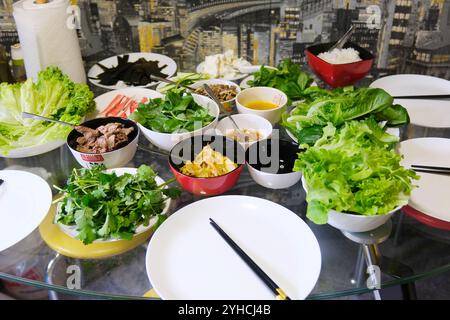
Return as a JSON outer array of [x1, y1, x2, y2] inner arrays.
[[411, 165, 450, 175], [412, 165, 450, 171], [209, 218, 290, 300], [412, 169, 450, 176], [0, 179, 3, 186], [393, 94, 450, 100]]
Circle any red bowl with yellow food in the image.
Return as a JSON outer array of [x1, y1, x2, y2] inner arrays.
[[168, 135, 245, 196]]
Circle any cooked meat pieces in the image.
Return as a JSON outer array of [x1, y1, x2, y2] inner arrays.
[[75, 122, 134, 153], [194, 84, 237, 102]]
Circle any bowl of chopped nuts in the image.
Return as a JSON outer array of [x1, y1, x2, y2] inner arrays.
[[190, 79, 241, 113]]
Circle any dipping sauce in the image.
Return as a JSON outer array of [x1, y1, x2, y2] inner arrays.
[[245, 101, 278, 111]]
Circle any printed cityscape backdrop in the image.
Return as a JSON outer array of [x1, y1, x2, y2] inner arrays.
[[1, 0, 450, 80]]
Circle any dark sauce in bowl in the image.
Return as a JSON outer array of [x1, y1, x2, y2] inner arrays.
[[246, 139, 301, 174]]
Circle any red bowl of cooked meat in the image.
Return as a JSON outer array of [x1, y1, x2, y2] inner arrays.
[[67, 117, 139, 168]]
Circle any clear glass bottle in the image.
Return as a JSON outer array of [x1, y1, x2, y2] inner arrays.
[[11, 44, 26, 82], [0, 44, 14, 84]]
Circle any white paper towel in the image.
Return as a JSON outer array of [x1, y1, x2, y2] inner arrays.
[[13, 0, 86, 83]]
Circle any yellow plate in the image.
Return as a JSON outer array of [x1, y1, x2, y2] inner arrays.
[[39, 200, 154, 259], [143, 289, 160, 298]]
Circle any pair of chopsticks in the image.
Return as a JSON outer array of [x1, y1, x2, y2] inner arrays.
[[209, 218, 290, 300], [394, 94, 450, 100], [411, 165, 450, 176]]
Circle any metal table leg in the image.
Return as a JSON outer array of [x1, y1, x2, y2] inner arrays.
[[343, 220, 417, 300]]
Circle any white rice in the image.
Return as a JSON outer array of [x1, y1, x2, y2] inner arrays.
[[317, 48, 362, 64]]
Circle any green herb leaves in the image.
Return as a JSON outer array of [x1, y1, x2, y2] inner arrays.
[[55, 165, 180, 244], [129, 90, 214, 133], [248, 59, 313, 101]]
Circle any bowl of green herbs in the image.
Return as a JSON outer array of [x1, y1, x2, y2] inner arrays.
[[130, 89, 220, 152], [54, 165, 181, 245]]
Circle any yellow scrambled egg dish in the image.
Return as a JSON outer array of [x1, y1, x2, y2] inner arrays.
[[180, 145, 238, 178]]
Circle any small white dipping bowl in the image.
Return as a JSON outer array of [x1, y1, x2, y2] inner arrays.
[[215, 114, 273, 150], [246, 139, 302, 189], [138, 93, 220, 152], [190, 79, 241, 112], [236, 87, 288, 125], [67, 117, 139, 169], [301, 176, 401, 232]]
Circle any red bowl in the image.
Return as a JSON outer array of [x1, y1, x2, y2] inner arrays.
[[169, 135, 245, 196], [306, 42, 374, 88]]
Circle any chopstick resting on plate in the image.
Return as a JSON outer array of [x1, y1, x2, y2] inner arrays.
[[209, 218, 290, 300], [411, 165, 450, 176], [393, 94, 450, 100]]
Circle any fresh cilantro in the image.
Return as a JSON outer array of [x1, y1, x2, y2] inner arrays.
[[55, 165, 180, 244]]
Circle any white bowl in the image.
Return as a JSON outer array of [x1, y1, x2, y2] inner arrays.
[[67, 117, 139, 169], [190, 79, 241, 112], [248, 165, 302, 189], [139, 94, 220, 152], [246, 139, 302, 189], [215, 114, 273, 150], [236, 87, 288, 125], [57, 168, 172, 243], [301, 176, 399, 232]]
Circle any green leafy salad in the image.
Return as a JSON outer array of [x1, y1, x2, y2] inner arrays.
[[0, 67, 95, 155], [282, 86, 410, 145], [294, 118, 418, 225], [248, 59, 314, 102], [55, 165, 181, 245], [129, 89, 214, 134]]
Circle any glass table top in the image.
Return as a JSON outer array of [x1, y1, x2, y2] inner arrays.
[[0, 78, 449, 300]]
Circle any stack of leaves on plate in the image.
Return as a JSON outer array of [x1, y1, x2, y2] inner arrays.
[[248, 59, 313, 102], [295, 117, 418, 225], [0, 67, 95, 155], [55, 165, 180, 245], [130, 89, 214, 133]]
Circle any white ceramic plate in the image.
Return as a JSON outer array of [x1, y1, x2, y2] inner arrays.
[[88, 53, 177, 90], [145, 195, 321, 300], [0, 170, 52, 252], [399, 138, 450, 222], [93, 87, 163, 118], [240, 75, 255, 89], [196, 62, 248, 81], [370, 75, 450, 128], [57, 168, 171, 243], [0, 139, 66, 159]]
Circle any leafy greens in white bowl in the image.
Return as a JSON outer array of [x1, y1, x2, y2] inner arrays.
[[296, 118, 418, 232]]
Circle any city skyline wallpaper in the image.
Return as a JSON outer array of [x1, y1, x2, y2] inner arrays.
[[1, 0, 450, 82]]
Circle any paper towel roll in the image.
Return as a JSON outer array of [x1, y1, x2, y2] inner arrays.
[[13, 0, 86, 83]]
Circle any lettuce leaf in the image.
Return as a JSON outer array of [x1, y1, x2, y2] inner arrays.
[[0, 67, 95, 154], [294, 118, 418, 224], [282, 87, 409, 145]]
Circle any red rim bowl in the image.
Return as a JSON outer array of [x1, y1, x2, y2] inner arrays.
[[306, 42, 374, 88], [169, 135, 245, 196]]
